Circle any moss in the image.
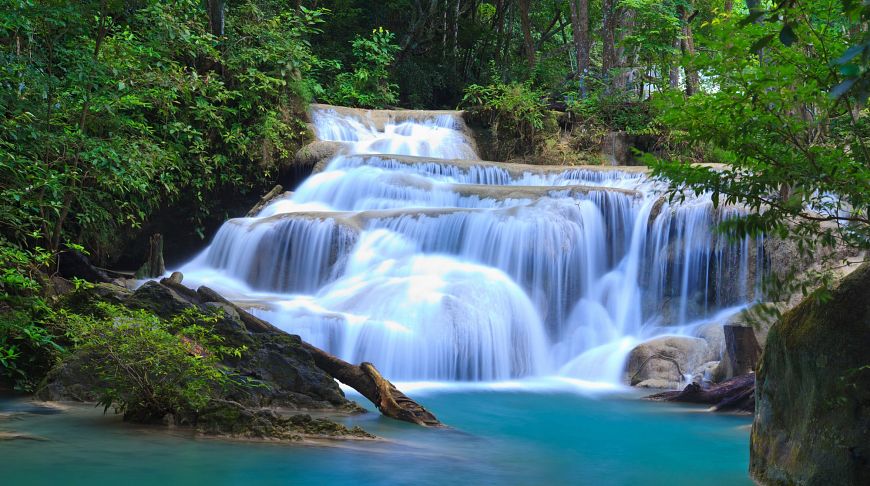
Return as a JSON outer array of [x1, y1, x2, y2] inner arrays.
[[750, 263, 870, 485], [196, 404, 374, 440]]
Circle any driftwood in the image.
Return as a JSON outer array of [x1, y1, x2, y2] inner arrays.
[[184, 280, 440, 426], [299, 342, 441, 427], [246, 185, 283, 217], [646, 373, 755, 414]]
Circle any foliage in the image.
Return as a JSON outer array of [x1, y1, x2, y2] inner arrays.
[[461, 81, 555, 159], [62, 303, 247, 422], [0, 242, 62, 391], [566, 89, 655, 134], [0, 0, 326, 261], [647, 2, 869, 301], [324, 27, 400, 108]]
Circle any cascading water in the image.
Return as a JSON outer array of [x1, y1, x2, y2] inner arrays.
[[179, 106, 762, 385]]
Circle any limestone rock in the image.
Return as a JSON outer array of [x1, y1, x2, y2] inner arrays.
[[750, 263, 870, 485], [295, 140, 346, 171], [625, 336, 716, 389], [695, 322, 725, 358], [691, 361, 720, 386]]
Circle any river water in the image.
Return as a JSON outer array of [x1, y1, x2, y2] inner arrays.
[[0, 390, 750, 485]]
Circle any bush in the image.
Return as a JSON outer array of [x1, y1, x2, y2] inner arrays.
[[62, 304, 248, 423], [324, 27, 400, 108], [565, 90, 654, 134], [0, 242, 63, 391], [461, 81, 556, 160]]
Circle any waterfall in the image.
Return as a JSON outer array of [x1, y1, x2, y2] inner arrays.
[[179, 106, 762, 385]]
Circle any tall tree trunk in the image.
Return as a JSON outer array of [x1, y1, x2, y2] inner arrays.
[[519, 0, 535, 70], [601, 0, 621, 90], [679, 5, 700, 96], [206, 0, 225, 37], [724, 0, 733, 12], [568, 0, 590, 96]]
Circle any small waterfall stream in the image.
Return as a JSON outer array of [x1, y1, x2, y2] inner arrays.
[[179, 106, 762, 385]]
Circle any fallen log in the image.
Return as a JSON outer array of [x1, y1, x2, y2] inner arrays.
[[299, 342, 441, 427], [645, 373, 755, 414], [246, 185, 284, 217], [192, 282, 441, 426]]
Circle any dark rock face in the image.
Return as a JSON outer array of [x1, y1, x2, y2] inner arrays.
[[217, 324, 354, 410], [751, 263, 870, 486], [57, 250, 112, 283]]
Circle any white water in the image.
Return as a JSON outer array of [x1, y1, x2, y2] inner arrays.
[[179, 107, 762, 386]]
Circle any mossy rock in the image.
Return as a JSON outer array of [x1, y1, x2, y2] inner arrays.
[[750, 263, 870, 485]]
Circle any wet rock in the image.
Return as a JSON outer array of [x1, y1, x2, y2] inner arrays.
[[0, 431, 48, 441], [196, 404, 373, 440], [127, 281, 196, 318], [751, 263, 870, 485], [295, 141, 346, 171], [626, 336, 716, 389], [695, 322, 725, 358], [690, 361, 720, 386]]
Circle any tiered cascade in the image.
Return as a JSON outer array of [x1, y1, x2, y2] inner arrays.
[[180, 106, 762, 384]]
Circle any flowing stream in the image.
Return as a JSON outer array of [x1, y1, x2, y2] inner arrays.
[[181, 106, 762, 386]]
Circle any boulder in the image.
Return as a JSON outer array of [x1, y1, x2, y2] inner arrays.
[[625, 336, 716, 389], [750, 263, 870, 485], [695, 322, 725, 358], [295, 140, 345, 171], [126, 281, 196, 318]]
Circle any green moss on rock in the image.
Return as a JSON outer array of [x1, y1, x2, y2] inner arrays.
[[750, 263, 870, 485]]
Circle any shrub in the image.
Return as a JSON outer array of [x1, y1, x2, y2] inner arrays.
[[461, 81, 555, 160], [324, 27, 400, 108], [0, 242, 63, 391], [62, 304, 248, 423]]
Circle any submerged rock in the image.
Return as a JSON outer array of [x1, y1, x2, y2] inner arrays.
[[750, 263, 870, 485], [625, 336, 716, 389]]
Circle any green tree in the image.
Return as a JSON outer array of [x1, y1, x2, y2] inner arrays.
[[325, 27, 401, 108], [648, 0, 869, 298]]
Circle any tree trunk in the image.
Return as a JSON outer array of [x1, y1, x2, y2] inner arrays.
[[724, 0, 733, 12], [601, 0, 621, 90], [206, 0, 225, 37], [300, 343, 442, 426], [568, 0, 590, 96], [519, 0, 536, 70], [246, 184, 284, 217], [678, 4, 700, 96], [136, 234, 166, 279]]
